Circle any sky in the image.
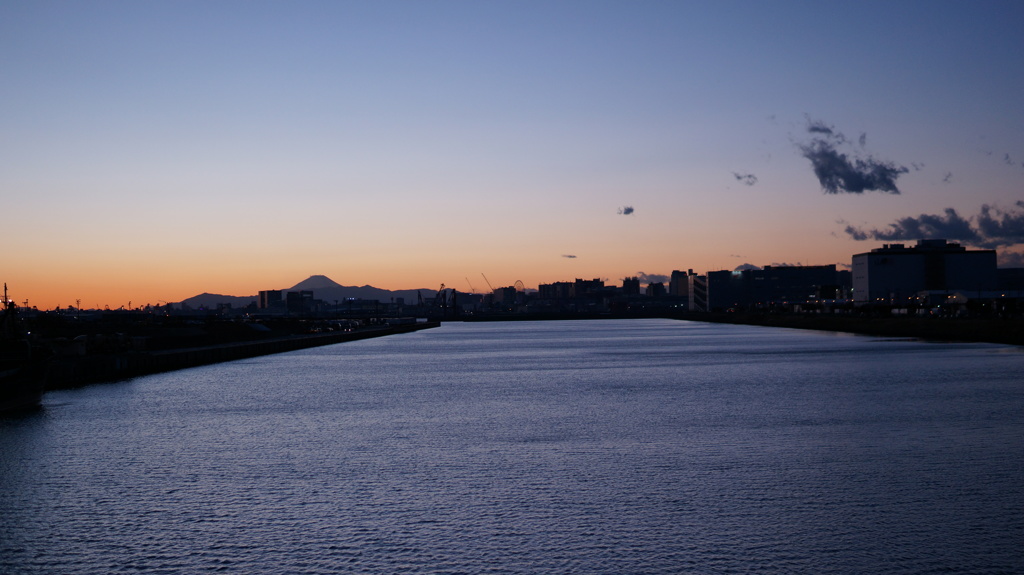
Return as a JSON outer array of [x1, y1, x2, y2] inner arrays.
[[3, 0, 1023, 310]]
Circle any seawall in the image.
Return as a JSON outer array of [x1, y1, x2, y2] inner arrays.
[[45, 321, 439, 390]]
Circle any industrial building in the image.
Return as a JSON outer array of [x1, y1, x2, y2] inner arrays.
[[852, 240, 997, 305]]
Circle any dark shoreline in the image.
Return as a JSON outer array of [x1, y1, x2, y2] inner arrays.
[[681, 313, 1024, 346], [459, 312, 1024, 347], [44, 321, 439, 391]]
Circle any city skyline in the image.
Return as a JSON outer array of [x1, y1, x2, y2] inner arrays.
[[8, 239, 1006, 311], [4, 1, 1023, 310]]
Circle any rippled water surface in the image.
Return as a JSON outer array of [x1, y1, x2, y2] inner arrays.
[[2, 319, 1023, 574]]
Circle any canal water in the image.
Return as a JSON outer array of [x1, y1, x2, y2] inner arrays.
[[2, 319, 1023, 574]]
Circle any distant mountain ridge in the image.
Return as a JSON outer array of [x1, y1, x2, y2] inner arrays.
[[284, 275, 432, 305], [176, 275, 434, 309], [290, 275, 344, 290]]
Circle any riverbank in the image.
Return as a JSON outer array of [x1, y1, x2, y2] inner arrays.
[[459, 312, 1024, 346], [44, 321, 439, 390], [684, 312, 1024, 346]]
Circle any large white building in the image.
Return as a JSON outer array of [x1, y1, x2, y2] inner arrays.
[[852, 239, 997, 304]]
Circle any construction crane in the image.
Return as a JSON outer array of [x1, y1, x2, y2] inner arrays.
[[465, 277, 478, 294], [435, 283, 457, 318], [481, 273, 496, 293], [435, 284, 448, 308]]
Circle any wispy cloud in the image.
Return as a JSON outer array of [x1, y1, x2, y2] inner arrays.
[[806, 118, 843, 141], [844, 202, 1024, 248], [561, 254, 577, 259], [797, 117, 908, 194], [618, 206, 635, 215], [731, 172, 758, 186]]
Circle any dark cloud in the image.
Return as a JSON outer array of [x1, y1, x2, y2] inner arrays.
[[635, 272, 669, 284], [800, 141, 908, 194], [858, 133, 867, 147], [733, 263, 761, 272], [844, 225, 869, 241], [561, 254, 577, 259], [618, 206, 635, 215], [847, 208, 976, 242], [942, 171, 953, 183], [845, 203, 1024, 248], [797, 118, 908, 194], [732, 172, 758, 186], [976, 204, 1024, 247], [1004, 153, 1016, 166]]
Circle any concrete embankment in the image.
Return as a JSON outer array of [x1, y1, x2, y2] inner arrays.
[[45, 321, 439, 390]]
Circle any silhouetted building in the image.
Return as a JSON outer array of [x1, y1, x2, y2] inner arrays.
[[997, 268, 1024, 292], [622, 277, 641, 296], [538, 281, 573, 299], [668, 270, 691, 297], [668, 269, 707, 311], [286, 290, 315, 313], [688, 274, 708, 311], [707, 264, 849, 311], [706, 270, 743, 311], [493, 286, 517, 308], [572, 278, 604, 298], [852, 240, 997, 305], [645, 282, 666, 297], [258, 290, 282, 309]]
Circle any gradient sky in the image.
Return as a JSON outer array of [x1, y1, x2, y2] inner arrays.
[[3, 1, 1023, 309]]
